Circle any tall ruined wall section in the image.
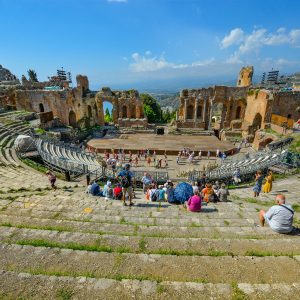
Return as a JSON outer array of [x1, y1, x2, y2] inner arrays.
[[237, 66, 253, 87], [177, 86, 248, 130]]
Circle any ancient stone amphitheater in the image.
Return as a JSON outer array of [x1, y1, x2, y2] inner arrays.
[[0, 111, 299, 300]]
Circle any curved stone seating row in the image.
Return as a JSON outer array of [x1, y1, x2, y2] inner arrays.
[[36, 138, 102, 176], [204, 150, 287, 182]]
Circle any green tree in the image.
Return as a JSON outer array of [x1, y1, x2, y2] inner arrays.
[[27, 69, 38, 82], [140, 93, 163, 123], [162, 109, 177, 123], [104, 107, 112, 123]]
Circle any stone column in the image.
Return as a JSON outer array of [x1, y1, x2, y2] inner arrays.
[[184, 99, 187, 121], [202, 98, 206, 122], [194, 98, 198, 122]]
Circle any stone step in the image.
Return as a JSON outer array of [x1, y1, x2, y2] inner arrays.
[[1, 226, 299, 256], [0, 206, 258, 227], [0, 243, 299, 284], [5, 198, 261, 220], [0, 214, 285, 239], [1, 270, 299, 300]]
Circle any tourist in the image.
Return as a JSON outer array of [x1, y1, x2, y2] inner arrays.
[[166, 182, 176, 204], [216, 149, 220, 158], [164, 158, 168, 168], [202, 183, 215, 203], [141, 172, 152, 194], [90, 180, 103, 196], [134, 156, 138, 167], [233, 168, 241, 184], [176, 155, 180, 164], [253, 170, 264, 197], [150, 184, 159, 201], [207, 151, 210, 160], [199, 173, 206, 186], [186, 190, 202, 212], [198, 150, 202, 159], [158, 185, 165, 201], [258, 194, 294, 233], [218, 183, 230, 202], [117, 163, 134, 206], [188, 153, 193, 164], [85, 183, 92, 194], [212, 181, 220, 196], [263, 170, 274, 193], [153, 150, 156, 163], [147, 156, 151, 167], [103, 181, 113, 199], [46, 170, 56, 189], [192, 181, 199, 193], [221, 152, 226, 162], [113, 183, 122, 200], [158, 158, 162, 168]]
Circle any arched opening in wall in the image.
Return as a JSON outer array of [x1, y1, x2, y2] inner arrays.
[[131, 106, 136, 119], [122, 105, 127, 118], [103, 101, 113, 125], [197, 105, 203, 119], [211, 102, 224, 129], [39, 103, 44, 113], [253, 113, 262, 131], [260, 138, 274, 150], [186, 104, 194, 119], [69, 110, 77, 127], [87, 105, 92, 118], [236, 106, 242, 119]]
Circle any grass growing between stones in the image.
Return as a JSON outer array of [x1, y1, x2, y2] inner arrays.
[[56, 288, 74, 300], [231, 282, 249, 300], [292, 204, 300, 212]]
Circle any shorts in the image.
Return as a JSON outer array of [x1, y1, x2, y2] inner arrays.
[[122, 186, 132, 196]]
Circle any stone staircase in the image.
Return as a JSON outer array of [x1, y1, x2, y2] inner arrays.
[[0, 112, 299, 299], [0, 181, 299, 299]]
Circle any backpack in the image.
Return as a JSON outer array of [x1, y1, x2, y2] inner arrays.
[[151, 189, 159, 202], [121, 171, 131, 188]]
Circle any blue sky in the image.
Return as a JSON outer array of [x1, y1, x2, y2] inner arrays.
[[1, 0, 300, 90]]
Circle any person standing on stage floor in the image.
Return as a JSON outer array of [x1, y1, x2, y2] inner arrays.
[[198, 150, 202, 160], [164, 158, 168, 168], [207, 151, 210, 160], [147, 156, 151, 167], [153, 150, 156, 163], [176, 155, 180, 164], [216, 149, 220, 158]]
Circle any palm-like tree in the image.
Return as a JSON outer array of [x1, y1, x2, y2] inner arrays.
[[27, 69, 38, 82]]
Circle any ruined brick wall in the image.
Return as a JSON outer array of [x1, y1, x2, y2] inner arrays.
[[95, 88, 146, 126], [176, 86, 247, 130], [271, 92, 300, 123], [243, 89, 272, 134]]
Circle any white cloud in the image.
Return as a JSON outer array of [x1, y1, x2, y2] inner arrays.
[[130, 52, 216, 72], [290, 29, 300, 45], [221, 27, 300, 63], [130, 53, 173, 72], [226, 52, 243, 64], [221, 28, 244, 48], [192, 57, 216, 67], [107, 0, 127, 3]]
